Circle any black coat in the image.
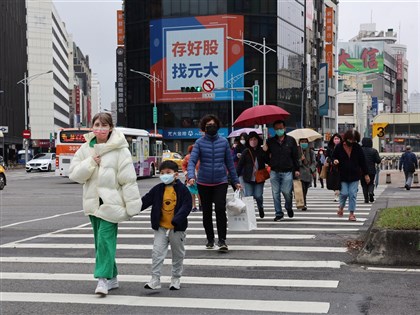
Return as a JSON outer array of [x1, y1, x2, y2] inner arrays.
[[265, 134, 299, 173], [332, 143, 368, 182], [141, 179, 192, 231], [361, 138, 381, 175], [236, 147, 267, 183]]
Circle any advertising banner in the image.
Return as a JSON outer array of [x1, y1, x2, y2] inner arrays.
[[325, 43, 333, 78], [163, 127, 228, 139], [338, 41, 384, 73], [325, 7, 334, 43], [117, 10, 124, 46], [116, 47, 126, 125], [318, 63, 329, 117], [371, 96, 378, 117], [150, 15, 244, 103], [396, 54, 403, 80], [306, 0, 314, 31]]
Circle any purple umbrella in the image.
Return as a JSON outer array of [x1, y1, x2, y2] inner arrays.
[[227, 128, 263, 138]]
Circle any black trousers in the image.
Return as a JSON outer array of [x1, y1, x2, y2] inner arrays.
[[197, 183, 228, 243], [301, 181, 311, 206], [360, 174, 375, 201]]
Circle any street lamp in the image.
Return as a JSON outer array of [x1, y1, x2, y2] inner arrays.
[[300, 80, 324, 128], [129, 69, 161, 135], [17, 70, 53, 164], [226, 36, 275, 105], [225, 69, 256, 133]]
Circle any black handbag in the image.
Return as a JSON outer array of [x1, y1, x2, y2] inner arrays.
[[326, 164, 341, 190]]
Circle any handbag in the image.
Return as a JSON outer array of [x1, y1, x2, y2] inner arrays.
[[293, 179, 305, 209], [226, 190, 246, 216], [326, 164, 341, 191], [320, 164, 328, 179], [228, 195, 257, 231], [249, 151, 270, 183]]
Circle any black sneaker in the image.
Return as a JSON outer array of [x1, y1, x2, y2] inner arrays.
[[205, 241, 214, 249], [369, 194, 374, 202], [258, 208, 265, 218], [301, 206, 307, 211], [274, 214, 284, 221], [218, 241, 228, 252], [286, 208, 294, 218]]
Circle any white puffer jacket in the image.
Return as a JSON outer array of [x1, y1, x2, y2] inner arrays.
[[69, 129, 141, 223]]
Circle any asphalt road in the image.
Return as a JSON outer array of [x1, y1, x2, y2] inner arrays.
[[0, 169, 418, 315]]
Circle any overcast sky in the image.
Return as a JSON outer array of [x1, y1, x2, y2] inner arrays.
[[53, 0, 420, 110]]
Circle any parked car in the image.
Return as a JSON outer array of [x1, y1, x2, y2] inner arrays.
[[162, 151, 183, 170], [0, 163, 6, 190], [26, 153, 56, 172]]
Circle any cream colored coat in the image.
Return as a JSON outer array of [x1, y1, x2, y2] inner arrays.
[[69, 129, 141, 223]]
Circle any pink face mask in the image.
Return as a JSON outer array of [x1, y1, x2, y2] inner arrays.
[[92, 128, 110, 136], [333, 138, 341, 145]]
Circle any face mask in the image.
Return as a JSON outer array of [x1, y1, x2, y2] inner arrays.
[[346, 140, 353, 147], [333, 139, 341, 145], [160, 174, 175, 185], [249, 140, 258, 148], [320, 151, 324, 155], [205, 125, 218, 136], [92, 128, 110, 136], [240, 140, 246, 145], [275, 129, 285, 137], [300, 143, 309, 149]]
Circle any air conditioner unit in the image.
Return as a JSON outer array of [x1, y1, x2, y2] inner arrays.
[[312, 48, 317, 55], [317, 32, 321, 39]]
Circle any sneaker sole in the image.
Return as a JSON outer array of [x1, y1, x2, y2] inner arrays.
[[169, 286, 180, 290], [218, 246, 228, 252], [95, 289, 108, 295], [144, 284, 161, 290]]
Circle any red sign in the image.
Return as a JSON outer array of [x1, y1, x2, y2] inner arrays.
[[117, 10, 125, 46], [325, 7, 334, 43], [202, 79, 215, 92], [325, 44, 333, 78], [23, 129, 31, 139], [75, 86, 80, 115], [396, 54, 403, 80]]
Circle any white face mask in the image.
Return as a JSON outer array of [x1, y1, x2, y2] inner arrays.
[[240, 140, 246, 145]]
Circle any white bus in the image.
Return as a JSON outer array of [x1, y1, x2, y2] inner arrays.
[[55, 127, 163, 177]]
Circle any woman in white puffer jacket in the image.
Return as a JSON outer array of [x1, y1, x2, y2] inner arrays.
[[69, 112, 141, 296]]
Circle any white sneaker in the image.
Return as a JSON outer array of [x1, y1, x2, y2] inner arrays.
[[334, 197, 339, 202], [144, 278, 161, 290], [108, 277, 119, 291], [169, 278, 181, 290], [95, 278, 108, 295]]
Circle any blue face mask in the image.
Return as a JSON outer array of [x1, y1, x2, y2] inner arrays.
[[160, 174, 175, 185], [300, 143, 309, 149], [275, 129, 285, 137]]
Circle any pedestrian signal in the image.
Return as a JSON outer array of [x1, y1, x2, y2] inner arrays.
[[181, 86, 202, 92]]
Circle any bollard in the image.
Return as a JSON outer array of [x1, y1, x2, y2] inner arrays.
[[386, 173, 391, 184], [414, 173, 419, 184]]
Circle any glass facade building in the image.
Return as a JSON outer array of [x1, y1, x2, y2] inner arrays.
[[124, 0, 304, 152]]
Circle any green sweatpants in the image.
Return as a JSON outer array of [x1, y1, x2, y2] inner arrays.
[[89, 215, 118, 279]]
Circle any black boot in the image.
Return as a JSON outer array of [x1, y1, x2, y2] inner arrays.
[[258, 207, 265, 218]]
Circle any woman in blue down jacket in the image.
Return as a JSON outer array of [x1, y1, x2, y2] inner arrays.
[[187, 115, 241, 252]]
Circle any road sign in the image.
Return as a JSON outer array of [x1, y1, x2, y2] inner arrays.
[[372, 123, 388, 138], [153, 107, 157, 124], [22, 129, 31, 139], [202, 93, 215, 99], [202, 79, 215, 92], [0, 126, 8, 133], [252, 85, 259, 106]]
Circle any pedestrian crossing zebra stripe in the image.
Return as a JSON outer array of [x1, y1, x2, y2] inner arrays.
[[1, 272, 339, 288], [122, 220, 365, 226], [0, 257, 345, 268], [131, 215, 368, 221], [0, 243, 348, 253], [0, 292, 331, 313]]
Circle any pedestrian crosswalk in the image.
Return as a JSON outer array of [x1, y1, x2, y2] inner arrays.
[[0, 184, 385, 314]]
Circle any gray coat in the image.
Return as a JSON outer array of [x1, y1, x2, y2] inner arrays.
[[298, 147, 316, 183]]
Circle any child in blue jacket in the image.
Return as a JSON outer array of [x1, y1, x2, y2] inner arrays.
[[141, 160, 192, 290]]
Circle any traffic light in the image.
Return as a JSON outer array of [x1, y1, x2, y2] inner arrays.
[[181, 86, 202, 92]]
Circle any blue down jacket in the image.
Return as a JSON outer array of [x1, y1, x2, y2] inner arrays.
[[187, 134, 239, 185]]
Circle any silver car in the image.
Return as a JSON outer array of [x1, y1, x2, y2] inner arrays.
[[26, 153, 56, 172]]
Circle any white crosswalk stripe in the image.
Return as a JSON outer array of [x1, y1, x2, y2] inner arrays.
[[1, 185, 385, 313]]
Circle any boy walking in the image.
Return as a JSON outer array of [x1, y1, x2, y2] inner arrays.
[[141, 160, 192, 290]]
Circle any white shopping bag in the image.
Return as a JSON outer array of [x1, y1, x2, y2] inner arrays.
[[228, 196, 257, 231], [226, 190, 246, 216]]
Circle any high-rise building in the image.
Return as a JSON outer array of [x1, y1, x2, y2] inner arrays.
[[91, 74, 101, 118], [0, 0, 27, 163], [409, 91, 420, 113], [26, 0, 71, 150]]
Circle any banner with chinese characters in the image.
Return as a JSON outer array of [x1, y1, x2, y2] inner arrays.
[[325, 7, 334, 43], [117, 10, 124, 46], [318, 63, 329, 117], [337, 41, 384, 73], [150, 15, 244, 103], [325, 43, 333, 78], [116, 47, 126, 125]]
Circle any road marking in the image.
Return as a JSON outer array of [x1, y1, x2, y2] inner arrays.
[[0, 292, 330, 313], [0, 257, 345, 268], [365, 267, 420, 273], [125, 220, 364, 226], [74, 227, 360, 232], [0, 210, 83, 229], [1, 243, 347, 253], [1, 272, 339, 288], [42, 233, 316, 239]]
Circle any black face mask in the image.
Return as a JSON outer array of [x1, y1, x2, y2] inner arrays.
[[205, 125, 218, 136], [346, 140, 353, 147]]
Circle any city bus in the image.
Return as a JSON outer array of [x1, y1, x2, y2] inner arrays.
[[55, 127, 163, 177]]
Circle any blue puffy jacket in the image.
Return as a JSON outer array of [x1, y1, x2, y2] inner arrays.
[[187, 134, 239, 185]]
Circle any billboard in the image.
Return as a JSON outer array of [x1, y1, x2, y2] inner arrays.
[[325, 7, 334, 43], [117, 10, 124, 46], [318, 63, 328, 117], [150, 15, 244, 103], [337, 41, 384, 73], [325, 43, 333, 78]]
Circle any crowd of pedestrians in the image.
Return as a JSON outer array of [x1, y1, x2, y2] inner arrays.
[[69, 112, 416, 296]]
